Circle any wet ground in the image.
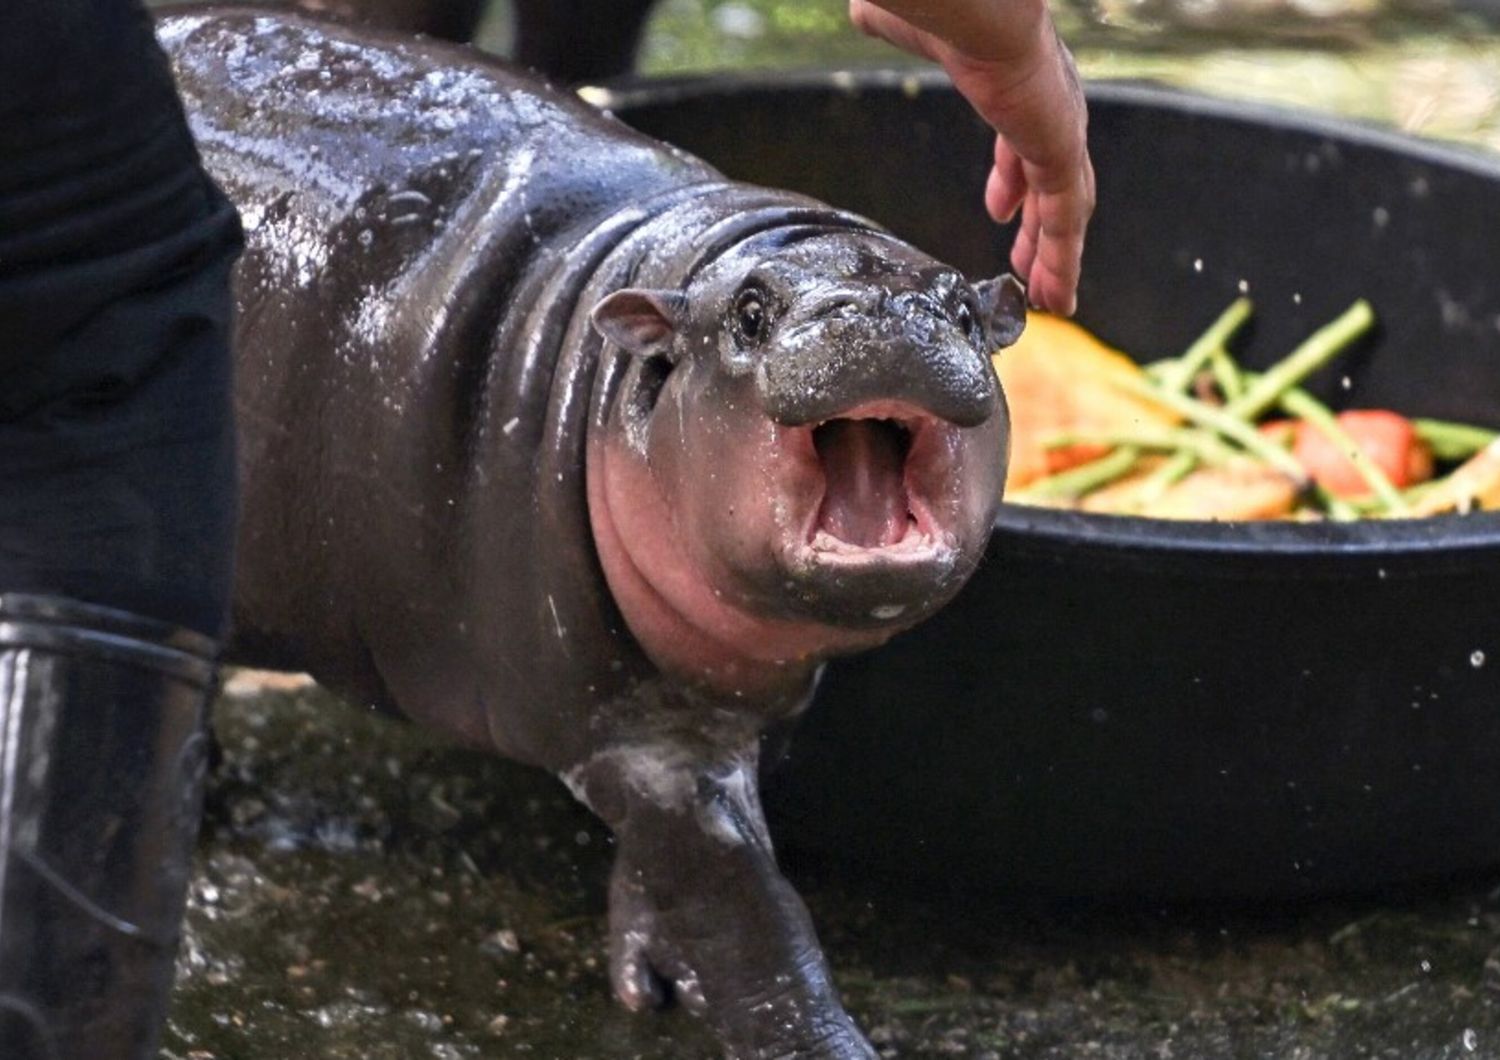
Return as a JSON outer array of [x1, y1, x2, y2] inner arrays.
[[166, 676, 1500, 1060], [157, 2, 1500, 1057]]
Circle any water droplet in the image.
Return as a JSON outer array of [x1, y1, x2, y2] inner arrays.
[[1472, 650, 1486, 669], [1192, 257, 1204, 273], [357, 229, 373, 247], [1237, 279, 1250, 294], [1463, 1028, 1479, 1052]]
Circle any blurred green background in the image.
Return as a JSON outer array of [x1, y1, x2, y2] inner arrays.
[[522, 0, 1500, 151], [151, 0, 1500, 151]]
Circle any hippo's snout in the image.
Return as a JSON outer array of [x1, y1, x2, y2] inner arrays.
[[755, 314, 1000, 430]]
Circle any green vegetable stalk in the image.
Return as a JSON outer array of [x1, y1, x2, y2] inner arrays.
[[1156, 298, 1253, 394], [1349, 480, 1440, 514], [1042, 428, 1238, 464], [1276, 387, 1409, 515], [1224, 300, 1375, 422], [1209, 346, 1246, 403], [1010, 446, 1142, 503], [1135, 450, 1198, 508], [1414, 419, 1499, 462], [1109, 375, 1310, 483], [1313, 485, 1361, 521]]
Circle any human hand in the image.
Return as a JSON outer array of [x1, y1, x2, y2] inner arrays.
[[849, 0, 1095, 315]]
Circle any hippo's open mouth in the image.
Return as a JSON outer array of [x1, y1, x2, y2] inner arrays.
[[796, 401, 952, 561]]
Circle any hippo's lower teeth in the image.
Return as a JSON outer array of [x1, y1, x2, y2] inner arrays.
[[812, 418, 913, 548]]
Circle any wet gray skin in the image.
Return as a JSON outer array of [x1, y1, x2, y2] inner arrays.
[[162, 9, 1014, 1057]]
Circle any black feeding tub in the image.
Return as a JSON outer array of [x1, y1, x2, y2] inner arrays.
[[602, 74, 1500, 899]]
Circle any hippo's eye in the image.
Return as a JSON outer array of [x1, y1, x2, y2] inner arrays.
[[733, 289, 769, 345]]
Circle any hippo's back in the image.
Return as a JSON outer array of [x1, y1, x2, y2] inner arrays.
[[160, 7, 703, 254]]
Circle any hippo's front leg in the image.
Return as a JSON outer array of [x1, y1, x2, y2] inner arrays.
[[568, 744, 876, 1060]]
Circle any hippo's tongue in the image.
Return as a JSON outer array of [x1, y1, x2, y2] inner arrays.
[[813, 419, 912, 548]]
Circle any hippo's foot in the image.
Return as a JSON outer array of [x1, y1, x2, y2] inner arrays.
[[606, 865, 875, 1059], [567, 744, 878, 1060]]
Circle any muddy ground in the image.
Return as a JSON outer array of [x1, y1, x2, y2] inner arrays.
[[162, 677, 1500, 1060]]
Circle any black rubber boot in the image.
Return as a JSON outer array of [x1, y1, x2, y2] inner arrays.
[[0, 594, 219, 1060]]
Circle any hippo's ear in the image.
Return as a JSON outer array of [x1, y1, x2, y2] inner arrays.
[[590, 289, 689, 360], [974, 273, 1028, 349]]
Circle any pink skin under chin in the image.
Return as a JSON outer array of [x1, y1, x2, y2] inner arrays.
[[584, 399, 965, 699], [587, 434, 883, 698]]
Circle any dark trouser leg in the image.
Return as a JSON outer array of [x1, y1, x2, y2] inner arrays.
[[0, 3, 243, 1058], [0, 0, 242, 636]]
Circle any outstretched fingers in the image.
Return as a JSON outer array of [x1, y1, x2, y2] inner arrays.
[[985, 140, 1027, 224], [1007, 143, 1095, 316]]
